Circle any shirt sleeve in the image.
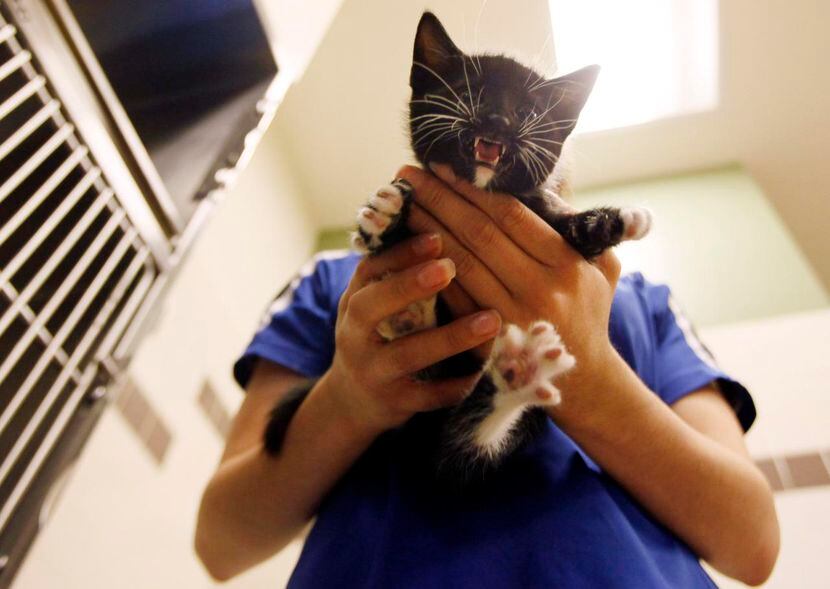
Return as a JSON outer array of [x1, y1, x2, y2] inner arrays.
[[233, 261, 337, 389], [650, 282, 756, 432]]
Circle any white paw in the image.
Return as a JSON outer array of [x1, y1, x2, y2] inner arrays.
[[353, 183, 408, 252], [473, 321, 575, 456], [489, 321, 575, 406], [350, 231, 370, 253], [620, 207, 653, 241]]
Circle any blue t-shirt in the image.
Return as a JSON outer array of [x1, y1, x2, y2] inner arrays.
[[234, 251, 755, 589]]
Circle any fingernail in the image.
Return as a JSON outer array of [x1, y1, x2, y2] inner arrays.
[[470, 311, 500, 336], [412, 233, 440, 255], [428, 162, 456, 184], [417, 258, 455, 288]]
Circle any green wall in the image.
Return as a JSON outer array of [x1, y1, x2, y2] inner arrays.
[[315, 227, 352, 252]]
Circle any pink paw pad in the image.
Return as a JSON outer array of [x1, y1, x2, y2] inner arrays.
[[353, 183, 408, 253], [358, 208, 390, 231], [489, 321, 576, 407], [370, 188, 404, 213], [535, 387, 553, 401]]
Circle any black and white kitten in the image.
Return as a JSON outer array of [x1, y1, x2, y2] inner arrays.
[[264, 12, 651, 485]]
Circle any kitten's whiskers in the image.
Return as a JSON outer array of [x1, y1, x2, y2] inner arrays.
[[524, 31, 553, 89], [412, 117, 464, 151], [413, 61, 472, 116], [523, 147, 550, 183], [519, 93, 568, 134], [422, 126, 459, 158], [524, 136, 565, 146], [518, 117, 578, 138], [474, 86, 485, 116], [461, 59, 477, 115], [528, 77, 585, 93], [410, 113, 467, 125], [518, 148, 544, 186], [414, 93, 467, 116], [524, 140, 559, 165]]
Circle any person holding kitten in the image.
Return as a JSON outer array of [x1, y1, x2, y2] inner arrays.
[[195, 12, 779, 589], [195, 171, 779, 587]]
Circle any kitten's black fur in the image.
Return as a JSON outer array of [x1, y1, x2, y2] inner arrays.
[[387, 13, 629, 258], [263, 13, 647, 488]]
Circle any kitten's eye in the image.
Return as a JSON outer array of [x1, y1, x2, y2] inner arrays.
[[518, 107, 538, 121]]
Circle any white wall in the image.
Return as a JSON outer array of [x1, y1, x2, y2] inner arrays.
[[569, 0, 830, 290], [700, 309, 830, 588], [13, 125, 316, 589]]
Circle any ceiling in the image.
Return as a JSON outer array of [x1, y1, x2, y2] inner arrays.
[[268, 0, 830, 291]]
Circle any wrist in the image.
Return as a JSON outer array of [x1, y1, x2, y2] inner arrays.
[[564, 338, 623, 395], [548, 345, 649, 436], [311, 369, 389, 443]]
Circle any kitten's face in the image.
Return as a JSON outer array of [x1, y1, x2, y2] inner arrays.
[[409, 12, 598, 194]]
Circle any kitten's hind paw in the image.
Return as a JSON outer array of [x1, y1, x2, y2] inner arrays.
[[471, 322, 575, 458], [352, 179, 413, 253], [490, 321, 576, 407], [620, 206, 653, 241]]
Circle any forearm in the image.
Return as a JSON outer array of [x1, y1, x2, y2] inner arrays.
[[550, 351, 778, 585], [195, 371, 380, 581]]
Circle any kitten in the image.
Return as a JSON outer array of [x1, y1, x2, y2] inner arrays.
[[264, 12, 651, 485]]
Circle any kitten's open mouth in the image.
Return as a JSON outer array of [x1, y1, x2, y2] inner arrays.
[[474, 136, 506, 169]]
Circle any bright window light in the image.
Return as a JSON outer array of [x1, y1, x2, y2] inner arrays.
[[549, 0, 719, 133]]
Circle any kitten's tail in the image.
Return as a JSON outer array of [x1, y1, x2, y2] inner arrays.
[[263, 382, 314, 455]]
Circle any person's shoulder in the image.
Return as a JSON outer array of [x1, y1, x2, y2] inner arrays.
[[618, 271, 659, 291], [299, 249, 360, 288], [301, 249, 361, 308], [617, 271, 671, 307], [304, 249, 360, 274], [610, 272, 673, 355]]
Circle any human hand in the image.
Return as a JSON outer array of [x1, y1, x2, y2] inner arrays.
[[322, 234, 502, 435], [397, 165, 622, 397]]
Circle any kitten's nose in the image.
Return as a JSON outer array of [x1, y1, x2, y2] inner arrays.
[[486, 113, 511, 132]]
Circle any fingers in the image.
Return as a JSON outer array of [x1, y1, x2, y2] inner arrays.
[[594, 250, 622, 286], [340, 234, 442, 315], [353, 233, 442, 288], [440, 283, 494, 360], [346, 258, 456, 330], [380, 309, 501, 376], [408, 204, 514, 309], [397, 166, 547, 282], [416, 164, 574, 265], [440, 282, 479, 318]]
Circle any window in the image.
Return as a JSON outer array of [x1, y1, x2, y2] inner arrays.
[[549, 0, 719, 133]]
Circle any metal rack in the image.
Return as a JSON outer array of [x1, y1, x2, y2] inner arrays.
[[0, 0, 282, 581], [0, 5, 161, 584]]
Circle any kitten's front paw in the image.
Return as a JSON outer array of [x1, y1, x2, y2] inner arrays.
[[490, 321, 575, 406], [620, 206, 653, 241], [351, 179, 413, 253]]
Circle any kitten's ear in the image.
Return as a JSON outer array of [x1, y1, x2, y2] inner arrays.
[[545, 65, 600, 126], [411, 12, 462, 91]]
